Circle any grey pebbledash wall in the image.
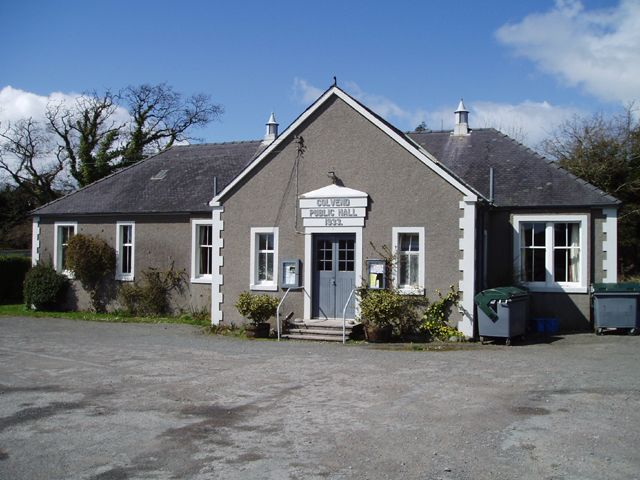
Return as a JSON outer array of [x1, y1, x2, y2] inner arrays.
[[37, 214, 211, 313], [218, 95, 465, 327]]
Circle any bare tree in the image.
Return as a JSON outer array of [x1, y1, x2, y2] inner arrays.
[[120, 83, 224, 167], [0, 117, 65, 206], [46, 90, 123, 188]]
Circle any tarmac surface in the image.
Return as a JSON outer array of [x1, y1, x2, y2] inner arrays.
[[1, 316, 639, 480]]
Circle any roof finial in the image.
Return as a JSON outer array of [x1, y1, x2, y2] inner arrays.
[[262, 111, 279, 145], [453, 97, 470, 136], [333, 76, 337, 87]]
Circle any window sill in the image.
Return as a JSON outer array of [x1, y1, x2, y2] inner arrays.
[[250, 284, 278, 292], [397, 286, 425, 295], [524, 284, 588, 294], [191, 276, 213, 284], [116, 275, 134, 282]]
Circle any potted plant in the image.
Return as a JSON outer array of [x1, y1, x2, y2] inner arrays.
[[357, 288, 407, 342], [235, 292, 279, 338]]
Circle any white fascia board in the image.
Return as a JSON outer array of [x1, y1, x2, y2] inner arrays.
[[210, 87, 478, 205]]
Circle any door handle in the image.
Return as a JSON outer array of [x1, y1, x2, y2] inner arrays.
[[332, 279, 337, 286]]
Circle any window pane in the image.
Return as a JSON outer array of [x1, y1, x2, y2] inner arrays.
[[554, 223, 567, 247], [122, 225, 132, 244], [200, 246, 212, 275], [339, 239, 355, 272], [317, 239, 332, 271], [199, 225, 212, 246], [522, 248, 546, 282], [259, 252, 273, 281], [553, 223, 580, 283], [122, 246, 132, 274], [401, 234, 419, 252], [409, 254, 419, 285], [59, 226, 74, 270], [259, 233, 273, 251], [522, 223, 545, 247], [554, 249, 568, 282]]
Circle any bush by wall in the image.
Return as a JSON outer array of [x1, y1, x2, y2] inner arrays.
[[23, 262, 69, 310], [118, 266, 186, 317], [0, 254, 32, 301], [65, 234, 116, 313]]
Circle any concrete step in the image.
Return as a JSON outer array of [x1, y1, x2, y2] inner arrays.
[[282, 319, 363, 342], [281, 333, 347, 342], [286, 327, 349, 336]]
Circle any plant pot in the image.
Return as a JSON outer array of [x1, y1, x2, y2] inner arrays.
[[365, 325, 393, 343], [245, 322, 271, 339]]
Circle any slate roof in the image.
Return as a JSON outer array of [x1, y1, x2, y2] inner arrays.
[[34, 96, 619, 217], [406, 129, 620, 208], [33, 141, 264, 215]]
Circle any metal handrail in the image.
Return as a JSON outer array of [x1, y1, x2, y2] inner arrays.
[[276, 288, 292, 341], [341, 287, 363, 344]]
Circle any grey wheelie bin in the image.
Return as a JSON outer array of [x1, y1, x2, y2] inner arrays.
[[591, 283, 640, 335], [474, 287, 529, 346]]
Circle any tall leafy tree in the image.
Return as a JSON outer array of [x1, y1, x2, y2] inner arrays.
[[539, 103, 640, 275]]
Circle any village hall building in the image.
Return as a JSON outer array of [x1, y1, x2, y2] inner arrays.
[[31, 85, 620, 337]]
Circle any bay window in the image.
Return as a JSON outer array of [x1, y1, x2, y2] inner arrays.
[[514, 215, 587, 292]]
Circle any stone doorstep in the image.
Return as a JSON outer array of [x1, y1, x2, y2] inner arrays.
[[280, 333, 348, 342], [289, 318, 360, 328], [282, 318, 362, 342], [285, 328, 350, 336]]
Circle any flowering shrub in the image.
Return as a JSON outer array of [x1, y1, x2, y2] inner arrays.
[[420, 286, 463, 340]]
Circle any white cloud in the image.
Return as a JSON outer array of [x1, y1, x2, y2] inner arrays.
[[496, 0, 640, 104], [0, 86, 80, 125], [342, 80, 429, 128], [292, 78, 324, 105], [468, 99, 586, 147]]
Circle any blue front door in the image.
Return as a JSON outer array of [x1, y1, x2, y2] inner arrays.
[[312, 234, 356, 319]]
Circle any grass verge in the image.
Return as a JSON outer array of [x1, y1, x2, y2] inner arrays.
[[0, 303, 210, 326]]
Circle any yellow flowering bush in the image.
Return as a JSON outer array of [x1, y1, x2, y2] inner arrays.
[[420, 286, 463, 340]]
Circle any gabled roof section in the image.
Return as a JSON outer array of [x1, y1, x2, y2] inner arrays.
[[33, 141, 263, 216], [211, 86, 478, 206], [406, 129, 620, 208]]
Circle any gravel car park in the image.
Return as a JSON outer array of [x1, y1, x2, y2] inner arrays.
[[1, 316, 639, 480]]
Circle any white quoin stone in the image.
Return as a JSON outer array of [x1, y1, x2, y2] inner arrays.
[[263, 112, 279, 145], [453, 98, 470, 136]]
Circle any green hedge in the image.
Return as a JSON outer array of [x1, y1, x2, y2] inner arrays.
[[0, 254, 32, 301], [23, 262, 69, 310]]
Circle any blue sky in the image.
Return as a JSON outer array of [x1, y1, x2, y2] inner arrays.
[[1, 0, 638, 149]]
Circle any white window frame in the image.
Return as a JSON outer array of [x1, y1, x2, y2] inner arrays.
[[513, 214, 588, 293], [191, 219, 214, 283], [116, 221, 135, 281], [250, 227, 279, 291], [392, 227, 425, 295], [54, 221, 77, 276]]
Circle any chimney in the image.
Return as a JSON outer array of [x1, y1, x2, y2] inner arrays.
[[453, 98, 470, 136], [263, 111, 279, 145]]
